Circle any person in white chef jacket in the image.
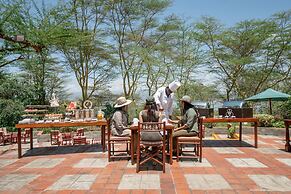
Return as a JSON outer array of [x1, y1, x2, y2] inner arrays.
[[153, 80, 181, 120]]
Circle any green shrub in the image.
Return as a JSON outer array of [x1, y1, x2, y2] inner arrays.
[[271, 121, 285, 128], [278, 97, 291, 119], [41, 128, 53, 134], [0, 99, 24, 127], [255, 114, 275, 127], [227, 126, 236, 138], [102, 102, 115, 120]]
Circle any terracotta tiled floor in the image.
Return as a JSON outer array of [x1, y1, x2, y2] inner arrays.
[[0, 135, 290, 194]]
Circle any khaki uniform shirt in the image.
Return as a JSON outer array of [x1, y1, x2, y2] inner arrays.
[[111, 110, 129, 136], [180, 108, 198, 132]]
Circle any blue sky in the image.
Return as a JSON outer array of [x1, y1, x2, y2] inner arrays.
[[165, 0, 291, 26]]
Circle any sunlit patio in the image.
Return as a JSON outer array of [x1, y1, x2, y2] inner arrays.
[[0, 131, 290, 194]]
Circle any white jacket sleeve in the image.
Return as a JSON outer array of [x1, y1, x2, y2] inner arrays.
[[168, 98, 173, 115], [153, 88, 162, 107]]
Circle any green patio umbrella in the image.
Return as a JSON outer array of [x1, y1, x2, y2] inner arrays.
[[245, 88, 291, 114]]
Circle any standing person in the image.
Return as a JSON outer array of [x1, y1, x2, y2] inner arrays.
[[111, 97, 132, 136], [139, 96, 162, 141], [153, 80, 181, 119], [169, 95, 198, 154]]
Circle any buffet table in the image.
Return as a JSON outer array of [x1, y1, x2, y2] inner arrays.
[[198, 117, 259, 148], [15, 120, 108, 158]]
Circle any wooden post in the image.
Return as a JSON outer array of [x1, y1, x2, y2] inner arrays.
[[269, 99, 272, 115]]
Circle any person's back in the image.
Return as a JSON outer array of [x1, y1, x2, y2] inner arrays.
[[140, 109, 159, 122], [139, 97, 162, 142]]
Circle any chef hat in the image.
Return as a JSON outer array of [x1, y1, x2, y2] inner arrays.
[[168, 80, 181, 92]]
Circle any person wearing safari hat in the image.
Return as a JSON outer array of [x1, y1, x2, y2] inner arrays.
[[153, 80, 181, 119], [169, 95, 199, 154], [111, 96, 132, 136]]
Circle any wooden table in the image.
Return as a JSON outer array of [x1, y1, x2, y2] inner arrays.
[[15, 120, 108, 158], [198, 117, 259, 151], [130, 124, 174, 164], [284, 119, 291, 152]]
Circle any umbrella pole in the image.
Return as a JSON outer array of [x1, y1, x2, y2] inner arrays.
[[269, 99, 272, 115]]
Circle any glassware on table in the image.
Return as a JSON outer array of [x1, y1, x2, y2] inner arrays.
[[97, 110, 104, 120]]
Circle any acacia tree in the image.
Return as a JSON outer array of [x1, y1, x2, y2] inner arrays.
[[0, 0, 71, 104], [194, 13, 290, 100], [168, 18, 204, 98], [60, 0, 116, 106], [0, 0, 43, 68], [140, 15, 181, 95], [106, 0, 170, 98], [241, 11, 291, 96]]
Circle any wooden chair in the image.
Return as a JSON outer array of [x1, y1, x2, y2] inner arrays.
[[107, 120, 131, 162], [60, 132, 72, 145], [11, 132, 18, 143], [76, 128, 85, 136], [73, 128, 87, 145], [0, 127, 12, 145], [176, 125, 205, 162], [21, 128, 31, 143], [136, 122, 166, 173], [50, 130, 60, 145]]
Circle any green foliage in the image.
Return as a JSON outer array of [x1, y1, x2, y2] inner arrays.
[[194, 12, 290, 100], [255, 114, 275, 127], [271, 121, 285, 128], [102, 103, 115, 120], [0, 73, 36, 127], [40, 128, 53, 134], [227, 125, 236, 138], [0, 99, 24, 127], [278, 98, 291, 119]]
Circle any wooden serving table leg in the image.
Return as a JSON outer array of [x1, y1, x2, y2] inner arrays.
[[168, 129, 173, 165], [131, 130, 135, 165], [254, 121, 258, 148], [199, 122, 203, 162], [101, 125, 105, 152], [18, 128, 22, 158], [285, 122, 291, 152], [30, 128, 33, 149], [239, 122, 242, 141]]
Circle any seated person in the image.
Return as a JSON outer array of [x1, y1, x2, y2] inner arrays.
[[169, 95, 198, 153], [139, 96, 162, 141], [111, 97, 132, 136]]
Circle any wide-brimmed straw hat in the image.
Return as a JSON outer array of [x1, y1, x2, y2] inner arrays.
[[114, 97, 132, 108], [180, 95, 194, 106]]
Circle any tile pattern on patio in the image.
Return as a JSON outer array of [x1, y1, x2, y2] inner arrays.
[[22, 158, 65, 168], [0, 159, 17, 168], [118, 174, 160, 189], [0, 134, 290, 193], [225, 158, 267, 168], [0, 174, 39, 191], [213, 147, 244, 154], [249, 175, 291, 191], [275, 158, 291, 167], [46, 174, 97, 190], [185, 174, 232, 190], [73, 158, 108, 168]]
